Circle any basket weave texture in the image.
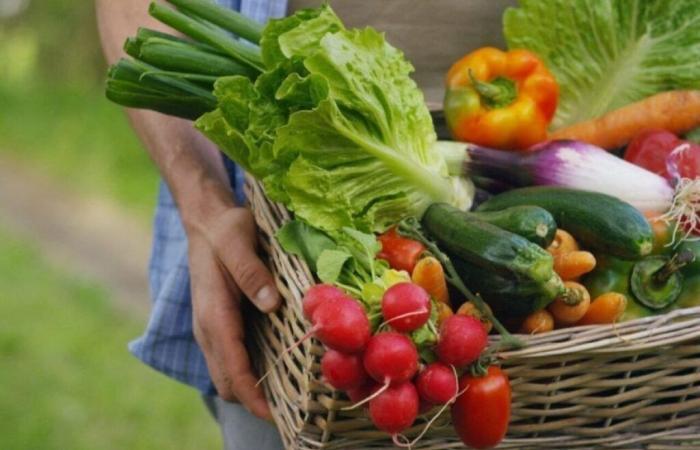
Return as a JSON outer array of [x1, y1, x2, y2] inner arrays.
[[245, 176, 700, 450]]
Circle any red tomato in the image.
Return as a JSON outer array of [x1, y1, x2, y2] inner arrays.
[[377, 228, 425, 273], [624, 129, 681, 180], [451, 366, 511, 449]]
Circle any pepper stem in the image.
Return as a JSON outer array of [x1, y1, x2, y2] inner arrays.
[[468, 70, 517, 109], [653, 249, 695, 284]]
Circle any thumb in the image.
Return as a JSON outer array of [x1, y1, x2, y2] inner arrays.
[[221, 240, 281, 314]]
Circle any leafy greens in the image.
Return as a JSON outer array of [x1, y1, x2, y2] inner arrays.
[[504, 0, 700, 129], [196, 5, 472, 233]]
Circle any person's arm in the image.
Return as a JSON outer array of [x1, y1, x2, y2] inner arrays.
[[96, 0, 280, 420]]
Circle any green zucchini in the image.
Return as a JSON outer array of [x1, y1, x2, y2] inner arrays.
[[421, 203, 563, 311], [453, 257, 563, 317], [466, 206, 556, 248], [477, 187, 653, 260]]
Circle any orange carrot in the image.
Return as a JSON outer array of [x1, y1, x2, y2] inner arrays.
[[520, 309, 554, 334], [548, 281, 591, 325], [456, 301, 493, 333], [644, 211, 673, 252], [577, 292, 627, 325], [435, 302, 454, 326], [549, 90, 700, 149], [412, 256, 449, 304], [547, 229, 579, 257], [553, 251, 597, 281]]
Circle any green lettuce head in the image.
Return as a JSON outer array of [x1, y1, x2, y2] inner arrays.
[[196, 6, 472, 233]]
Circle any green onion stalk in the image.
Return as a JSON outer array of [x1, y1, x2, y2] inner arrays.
[[105, 0, 266, 120]]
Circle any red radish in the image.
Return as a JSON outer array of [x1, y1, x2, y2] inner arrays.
[[346, 381, 377, 405], [416, 363, 458, 405], [363, 332, 419, 385], [381, 282, 431, 332], [321, 350, 367, 390], [302, 284, 348, 319], [418, 399, 434, 415], [369, 381, 419, 435], [667, 141, 700, 180], [258, 296, 370, 387], [343, 333, 420, 411], [312, 298, 371, 354], [437, 315, 488, 368]]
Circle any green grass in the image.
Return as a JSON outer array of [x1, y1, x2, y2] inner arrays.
[[0, 82, 160, 219], [0, 226, 221, 450]]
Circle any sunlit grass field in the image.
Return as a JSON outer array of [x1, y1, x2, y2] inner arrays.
[[0, 226, 221, 450]]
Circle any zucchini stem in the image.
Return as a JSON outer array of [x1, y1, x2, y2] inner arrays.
[[397, 218, 525, 350]]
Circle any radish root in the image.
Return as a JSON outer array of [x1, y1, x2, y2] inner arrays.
[[391, 366, 468, 449], [378, 309, 429, 330], [341, 380, 390, 410], [661, 177, 700, 246], [256, 326, 318, 387]]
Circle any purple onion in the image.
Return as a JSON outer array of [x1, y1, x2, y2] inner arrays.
[[458, 139, 675, 212]]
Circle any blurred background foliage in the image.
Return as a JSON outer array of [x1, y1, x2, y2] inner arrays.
[[0, 0, 158, 217], [0, 1, 221, 448]]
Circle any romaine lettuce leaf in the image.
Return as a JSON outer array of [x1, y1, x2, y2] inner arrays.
[[504, 0, 700, 129], [196, 5, 472, 233]]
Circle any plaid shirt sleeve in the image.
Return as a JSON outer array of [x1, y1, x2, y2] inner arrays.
[[129, 0, 288, 394]]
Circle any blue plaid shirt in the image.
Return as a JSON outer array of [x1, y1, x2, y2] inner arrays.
[[129, 0, 288, 395]]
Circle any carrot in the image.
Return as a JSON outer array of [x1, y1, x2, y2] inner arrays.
[[548, 281, 591, 325], [547, 229, 579, 256], [435, 301, 454, 326], [456, 301, 493, 333], [411, 256, 449, 304], [549, 90, 700, 149], [553, 251, 597, 281], [576, 292, 627, 325], [520, 309, 554, 334], [644, 211, 672, 252]]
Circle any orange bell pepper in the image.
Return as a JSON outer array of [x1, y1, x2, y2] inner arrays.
[[444, 47, 559, 150]]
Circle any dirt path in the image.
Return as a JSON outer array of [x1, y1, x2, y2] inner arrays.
[[0, 156, 152, 318]]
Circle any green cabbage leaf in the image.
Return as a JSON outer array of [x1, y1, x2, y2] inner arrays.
[[504, 0, 700, 129]]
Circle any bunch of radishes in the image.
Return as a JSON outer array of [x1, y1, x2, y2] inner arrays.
[[303, 281, 491, 444]]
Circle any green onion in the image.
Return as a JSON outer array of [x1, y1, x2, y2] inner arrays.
[[106, 59, 217, 120], [148, 2, 264, 71], [135, 27, 224, 54], [166, 0, 264, 44], [138, 38, 259, 78], [106, 80, 214, 120], [139, 71, 219, 84]]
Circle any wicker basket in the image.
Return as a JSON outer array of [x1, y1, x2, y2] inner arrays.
[[245, 176, 700, 450]]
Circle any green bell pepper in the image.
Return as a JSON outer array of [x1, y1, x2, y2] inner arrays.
[[582, 255, 653, 321]]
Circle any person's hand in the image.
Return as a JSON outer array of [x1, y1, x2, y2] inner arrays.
[[187, 206, 281, 420]]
